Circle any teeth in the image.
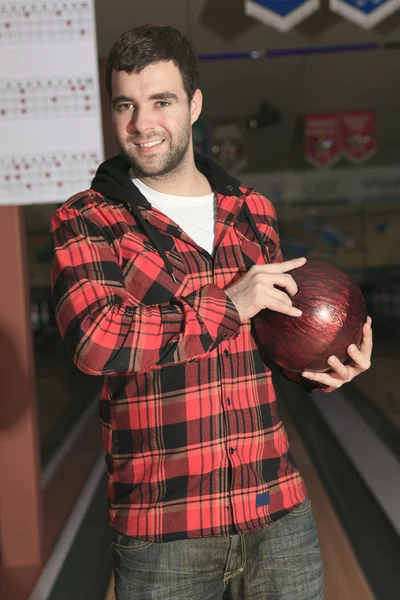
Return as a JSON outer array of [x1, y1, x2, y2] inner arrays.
[[139, 140, 162, 148]]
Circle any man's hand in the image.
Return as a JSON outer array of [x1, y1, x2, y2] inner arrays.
[[225, 257, 307, 322], [301, 316, 373, 389]]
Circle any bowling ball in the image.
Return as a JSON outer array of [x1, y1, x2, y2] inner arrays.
[[252, 259, 367, 374]]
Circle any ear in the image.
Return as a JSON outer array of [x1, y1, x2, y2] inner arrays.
[[190, 89, 203, 125]]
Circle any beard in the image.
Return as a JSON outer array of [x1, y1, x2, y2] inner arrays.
[[117, 119, 192, 180]]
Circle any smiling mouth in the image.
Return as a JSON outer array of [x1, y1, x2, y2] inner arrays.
[[135, 140, 164, 148]]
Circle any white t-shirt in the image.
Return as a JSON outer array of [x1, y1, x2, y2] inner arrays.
[[130, 174, 216, 255]]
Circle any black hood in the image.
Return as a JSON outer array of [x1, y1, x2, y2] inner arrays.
[[91, 152, 243, 209], [90, 152, 268, 281]]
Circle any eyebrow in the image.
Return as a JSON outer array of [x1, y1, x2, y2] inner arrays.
[[148, 91, 179, 102], [111, 91, 179, 108], [111, 95, 132, 108]]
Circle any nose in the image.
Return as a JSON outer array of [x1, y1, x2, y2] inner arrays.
[[128, 107, 156, 134]]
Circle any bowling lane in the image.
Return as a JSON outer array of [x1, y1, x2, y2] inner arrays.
[[351, 316, 400, 430], [105, 577, 115, 600], [34, 327, 102, 466], [278, 398, 375, 600], [26, 213, 104, 467]]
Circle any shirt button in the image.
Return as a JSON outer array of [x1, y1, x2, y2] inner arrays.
[[229, 447, 235, 455], [221, 333, 227, 340], [226, 397, 231, 406], [223, 349, 229, 357]]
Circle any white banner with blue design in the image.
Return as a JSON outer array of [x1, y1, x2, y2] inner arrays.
[[244, 0, 320, 32], [330, 0, 400, 28]]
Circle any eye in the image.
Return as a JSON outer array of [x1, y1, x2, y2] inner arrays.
[[116, 103, 133, 113], [156, 101, 170, 108]]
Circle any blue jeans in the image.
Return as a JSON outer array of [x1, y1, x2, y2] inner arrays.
[[111, 497, 324, 600]]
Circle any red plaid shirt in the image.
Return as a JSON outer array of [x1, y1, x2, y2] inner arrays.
[[51, 155, 308, 542]]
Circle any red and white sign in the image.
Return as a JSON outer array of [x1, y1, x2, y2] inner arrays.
[[305, 113, 342, 168], [341, 111, 376, 163]]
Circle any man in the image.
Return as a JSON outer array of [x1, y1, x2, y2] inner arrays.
[[51, 24, 372, 600]]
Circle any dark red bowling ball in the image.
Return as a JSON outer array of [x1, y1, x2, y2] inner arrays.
[[253, 259, 367, 373]]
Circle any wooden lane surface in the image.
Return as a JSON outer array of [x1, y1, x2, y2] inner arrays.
[[350, 317, 400, 429], [280, 399, 375, 600], [352, 351, 400, 430]]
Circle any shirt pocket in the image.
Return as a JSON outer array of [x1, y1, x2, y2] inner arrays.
[[234, 221, 279, 268], [119, 231, 187, 303]]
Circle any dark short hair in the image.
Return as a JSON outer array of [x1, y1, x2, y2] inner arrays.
[[105, 24, 200, 102]]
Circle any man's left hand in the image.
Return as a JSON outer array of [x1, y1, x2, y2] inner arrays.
[[301, 316, 373, 390]]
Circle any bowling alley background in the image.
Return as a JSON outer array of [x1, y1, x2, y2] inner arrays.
[[1, 2, 400, 600]]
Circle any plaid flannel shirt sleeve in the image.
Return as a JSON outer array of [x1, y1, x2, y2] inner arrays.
[[50, 207, 241, 376]]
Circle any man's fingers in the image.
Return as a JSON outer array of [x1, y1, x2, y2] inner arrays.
[[279, 256, 307, 271], [301, 370, 339, 388], [271, 274, 298, 297], [253, 257, 306, 275], [226, 257, 308, 322], [359, 318, 373, 361], [268, 288, 293, 307], [267, 297, 302, 317], [327, 355, 350, 379]]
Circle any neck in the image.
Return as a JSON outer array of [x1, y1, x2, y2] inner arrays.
[[134, 152, 213, 197]]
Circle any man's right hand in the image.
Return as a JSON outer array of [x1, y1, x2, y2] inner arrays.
[[225, 257, 307, 322]]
